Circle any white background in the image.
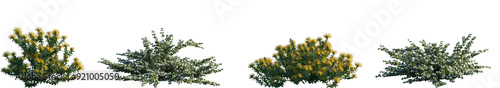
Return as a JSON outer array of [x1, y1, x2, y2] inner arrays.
[[1, 0, 499, 88]]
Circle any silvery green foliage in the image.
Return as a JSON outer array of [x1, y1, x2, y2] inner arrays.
[[376, 34, 490, 87], [99, 29, 222, 87]]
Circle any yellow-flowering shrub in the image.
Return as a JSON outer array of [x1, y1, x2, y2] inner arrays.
[[249, 34, 361, 88], [2, 28, 83, 87]]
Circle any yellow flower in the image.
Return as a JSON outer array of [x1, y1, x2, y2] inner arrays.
[[334, 77, 340, 83], [275, 45, 282, 50], [14, 28, 22, 34], [77, 63, 84, 70], [322, 58, 327, 63], [43, 66, 48, 70], [62, 35, 67, 39], [47, 47, 53, 52], [62, 67, 67, 71], [9, 34, 16, 39], [298, 73, 303, 78], [53, 30, 60, 36], [36, 58, 41, 63], [324, 33, 332, 38], [306, 37, 311, 41], [29, 32, 36, 37], [355, 62, 362, 67], [47, 31, 52, 35], [63, 43, 69, 47], [36, 28, 42, 32], [312, 40, 318, 44], [290, 39, 296, 44], [272, 53, 278, 58], [352, 74, 357, 78], [317, 37, 323, 41], [318, 71, 323, 76], [330, 57, 337, 62], [326, 42, 332, 49], [339, 66, 344, 71], [40, 46, 45, 51]]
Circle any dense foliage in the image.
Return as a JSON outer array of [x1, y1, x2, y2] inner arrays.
[[99, 29, 222, 87], [249, 34, 361, 88], [2, 28, 83, 87], [376, 34, 490, 87]]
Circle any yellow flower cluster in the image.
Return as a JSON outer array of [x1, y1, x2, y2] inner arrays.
[[275, 45, 282, 50], [63, 43, 69, 47], [53, 30, 60, 36], [324, 33, 332, 38], [14, 28, 22, 35], [9, 34, 16, 39], [43, 66, 48, 70], [334, 77, 340, 83], [62, 66, 67, 71], [256, 57, 273, 67], [250, 34, 361, 87], [355, 62, 362, 67], [303, 65, 313, 71], [29, 32, 36, 38], [35, 28, 42, 32]]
